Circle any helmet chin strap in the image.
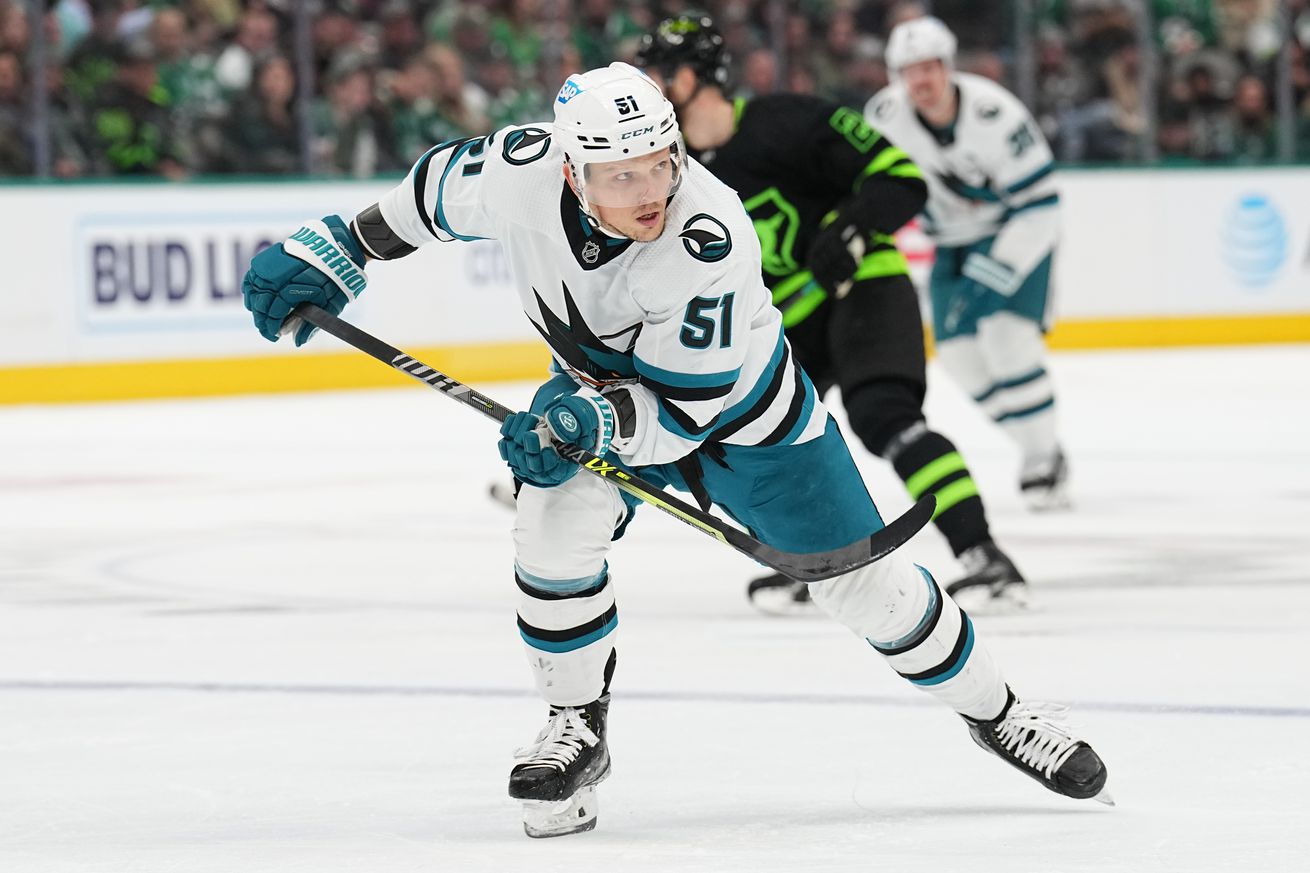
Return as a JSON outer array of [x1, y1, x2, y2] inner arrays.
[[589, 209, 630, 240], [567, 159, 666, 242], [588, 198, 667, 241], [564, 157, 623, 238]]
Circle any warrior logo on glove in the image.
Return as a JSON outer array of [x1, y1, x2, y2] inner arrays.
[[286, 225, 367, 294]]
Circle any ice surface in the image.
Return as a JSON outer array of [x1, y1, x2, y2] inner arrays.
[[2, 346, 1308, 872]]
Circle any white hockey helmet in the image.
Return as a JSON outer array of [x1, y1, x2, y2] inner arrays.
[[886, 16, 958, 77], [552, 62, 686, 212]]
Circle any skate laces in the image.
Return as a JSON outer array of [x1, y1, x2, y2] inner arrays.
[[993, 701, 1082, 779], [514, 707, 599, 772]]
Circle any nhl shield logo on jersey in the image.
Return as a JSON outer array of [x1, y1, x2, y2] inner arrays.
[[582, 240, 601, 264], [503, 127, 552, 165], [679, 213, 732, 263]]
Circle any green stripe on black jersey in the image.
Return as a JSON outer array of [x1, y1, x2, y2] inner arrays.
[[694, 93, 912, 327]]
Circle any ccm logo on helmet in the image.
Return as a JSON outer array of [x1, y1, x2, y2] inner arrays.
[[621, 127, 655, 139]]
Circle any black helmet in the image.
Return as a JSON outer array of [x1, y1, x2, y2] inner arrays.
[[635, 14, 731, 90]]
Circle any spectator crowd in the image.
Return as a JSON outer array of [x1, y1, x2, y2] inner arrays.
[[2, 0, 1308, 179]]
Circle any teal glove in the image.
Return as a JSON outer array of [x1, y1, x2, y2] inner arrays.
[[242, 215, 368, 346], [543, 391, 615, 456], [498, 411, 576, 488], [496, 391, 616, 489]]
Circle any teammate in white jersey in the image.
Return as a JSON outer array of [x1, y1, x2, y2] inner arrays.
[[866, 17, 1069, 509], [240, 62, 1108, 837]]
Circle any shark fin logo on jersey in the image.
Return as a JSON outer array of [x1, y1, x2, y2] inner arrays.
[[503, 127, 552, 165], [937, 169, 1000, 204], [531, 281, 640, 386], [582, 239, 601, 264], [679, 214, 732, 263]]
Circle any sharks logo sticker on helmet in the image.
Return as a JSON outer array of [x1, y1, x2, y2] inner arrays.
[[503, 127, 552, 165], [679, 213, 732, 262]]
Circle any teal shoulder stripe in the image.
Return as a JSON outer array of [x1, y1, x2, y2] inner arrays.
[[1005, 192, 1060, 219], [435, 139, 488, 242], [942, 175, 1002, 203], [1005, 162, 1055, 194], [634, 355, 740, 389]]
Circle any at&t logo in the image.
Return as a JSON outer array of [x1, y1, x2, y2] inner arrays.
[[1221, 194, 1287, 288]]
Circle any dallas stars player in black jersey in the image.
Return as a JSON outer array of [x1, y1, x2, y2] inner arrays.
[[637, 16, 1027, 614]]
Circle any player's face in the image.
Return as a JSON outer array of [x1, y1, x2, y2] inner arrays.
[[642, 68, 692, 107], [900, 58, 950, 111], [585, 148, 676, 241]]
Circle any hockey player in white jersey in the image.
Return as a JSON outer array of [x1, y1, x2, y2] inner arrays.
[[866, 17, 1069, 509], [240, 63, 1109, 837]]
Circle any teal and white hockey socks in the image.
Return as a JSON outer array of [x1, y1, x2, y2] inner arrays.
[[810, 554, 1008, 721], [515, 564, 618, 708]]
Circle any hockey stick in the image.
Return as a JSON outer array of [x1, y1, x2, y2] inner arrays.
[[295, 304, 933, 582]]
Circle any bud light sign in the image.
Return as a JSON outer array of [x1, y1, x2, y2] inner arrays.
[[76, 212, 300, 332]]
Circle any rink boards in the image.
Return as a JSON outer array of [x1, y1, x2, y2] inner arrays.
[[4, 167, 1310, 403]]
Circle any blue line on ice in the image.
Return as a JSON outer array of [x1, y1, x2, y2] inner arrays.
[[3, 679, 1307, 719]]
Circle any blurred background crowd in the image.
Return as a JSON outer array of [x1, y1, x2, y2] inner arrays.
[[2, 0, 1308, 179]]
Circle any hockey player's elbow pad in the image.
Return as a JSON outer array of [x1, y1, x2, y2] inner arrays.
[[242, 215, 368, 346]]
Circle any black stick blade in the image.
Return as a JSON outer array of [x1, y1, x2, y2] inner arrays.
[[745, 495, 936, 582]]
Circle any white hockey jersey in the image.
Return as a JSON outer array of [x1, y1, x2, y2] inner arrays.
[[864, 73, 1059, 282], [369, 124, 826, 468]]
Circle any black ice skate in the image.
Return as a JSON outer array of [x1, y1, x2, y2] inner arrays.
[[1020, 449, 1071, 511], [946, 541, 1030, 614], [965, 689, 1112, 805], [746, 572, 815, 616], [509, 695, 611, 838]]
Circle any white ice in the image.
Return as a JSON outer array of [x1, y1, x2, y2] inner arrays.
[[2, 345, 1309, 873]]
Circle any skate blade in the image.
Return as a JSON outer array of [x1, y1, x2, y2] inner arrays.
[[1022, 488, 1072, 513], [951, 584, 1032, 616], [521, 786, 598, 838], [1092, 788, 1115, 807], [748, 585, 817, 617]]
